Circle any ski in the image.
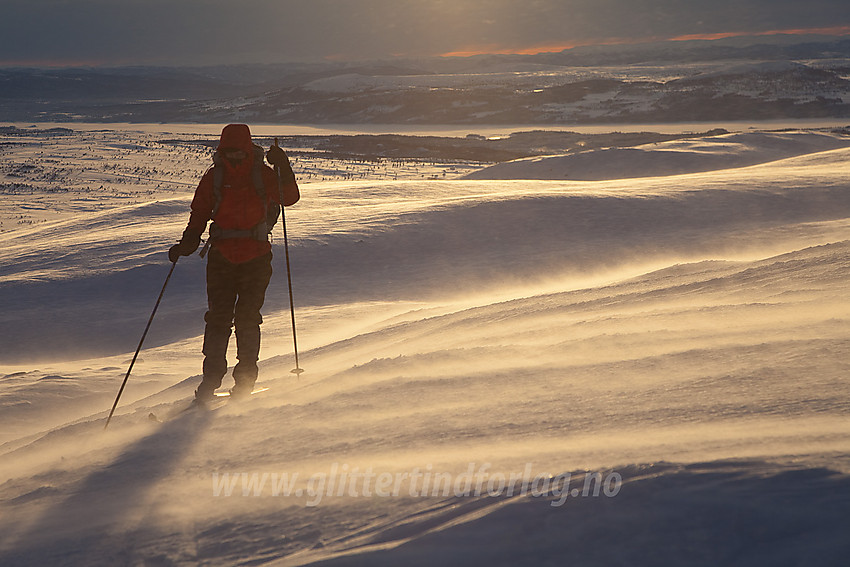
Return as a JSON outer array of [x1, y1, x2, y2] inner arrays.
[[213, 386, 269, 398], [148, 387, 269, 423]]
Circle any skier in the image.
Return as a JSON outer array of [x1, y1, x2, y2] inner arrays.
[[169, 124, 300, 405]]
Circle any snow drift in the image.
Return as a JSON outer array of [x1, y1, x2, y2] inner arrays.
[[1, 129, 849, 565], [464, 131, 850, 180]]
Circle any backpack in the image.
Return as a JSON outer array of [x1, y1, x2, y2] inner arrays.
[[210, 144, 267, 219], [199, 144, 278, 257]]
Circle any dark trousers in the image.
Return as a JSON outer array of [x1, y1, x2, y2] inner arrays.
[[200, 248, 273, 393]]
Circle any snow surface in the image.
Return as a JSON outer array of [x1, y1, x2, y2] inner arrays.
[[465, 130, 850, 180], [1, 127, 850, 565]]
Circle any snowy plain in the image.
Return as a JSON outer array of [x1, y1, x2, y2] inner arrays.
[[1, 125, 849, 565]]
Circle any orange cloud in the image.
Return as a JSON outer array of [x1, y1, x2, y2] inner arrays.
[[441, 37, 650, 58], [440, 25, 850, 58], [671, 25, 850, 42]]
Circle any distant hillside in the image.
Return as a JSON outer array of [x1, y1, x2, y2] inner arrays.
[[1, 36, 850, 124]]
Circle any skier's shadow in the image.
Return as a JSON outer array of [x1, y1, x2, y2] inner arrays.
[[3, 410, 211, 565]]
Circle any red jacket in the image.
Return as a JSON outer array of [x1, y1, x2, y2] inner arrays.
[[187, 124, 299, 264]]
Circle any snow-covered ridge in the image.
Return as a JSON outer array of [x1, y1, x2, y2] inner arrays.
[[3, 137, 850, 366], [4, 45, 850, 124], [465, 130, 850, 180]]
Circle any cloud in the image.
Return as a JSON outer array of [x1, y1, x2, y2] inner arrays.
[[670, 25, 850, 42], [442, 24, 850, 58], [1, 0, 849, 67]]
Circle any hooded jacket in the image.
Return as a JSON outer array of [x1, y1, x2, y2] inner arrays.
[[186, 124, 299, 264]]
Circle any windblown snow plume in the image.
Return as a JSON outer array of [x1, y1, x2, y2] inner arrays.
[[1, 128, 849, 566]]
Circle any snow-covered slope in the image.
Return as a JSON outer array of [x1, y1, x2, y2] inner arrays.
[[1, 129, 849, 565], [8, 51, 850, 124], [464, 130, 850, 180]]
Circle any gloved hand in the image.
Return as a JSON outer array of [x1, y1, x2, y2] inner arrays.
[[268, 145, 296, 184], [266, 145, 290, 167], [168, 229, 201, 263]]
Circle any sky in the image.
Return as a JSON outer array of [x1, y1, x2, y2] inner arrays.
[[1, 0, 850, 67]]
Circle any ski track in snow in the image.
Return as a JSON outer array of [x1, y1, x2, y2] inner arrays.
[[1, 127, 849, 565]]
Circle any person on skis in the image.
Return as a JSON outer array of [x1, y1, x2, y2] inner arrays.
[[168, 123, 300, 405]]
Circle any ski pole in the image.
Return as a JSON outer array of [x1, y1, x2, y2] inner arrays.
[[104, 259, 177, 429], [274, 138, 305, 377]]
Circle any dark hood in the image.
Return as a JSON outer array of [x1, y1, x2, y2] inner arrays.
[[218, 124, 254, 152]]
